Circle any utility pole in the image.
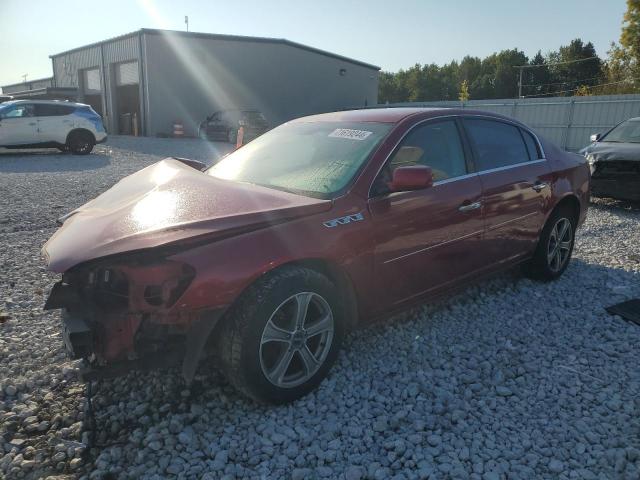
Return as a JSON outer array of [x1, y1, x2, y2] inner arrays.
[[21, 74, 27, 83], [518, 66, 523, 98], [185, 16, 189, 32]]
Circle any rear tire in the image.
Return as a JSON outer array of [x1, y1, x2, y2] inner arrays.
[[217, 266, 344, 404], [67, 131, 94, 155], [522, 205, 576, 281]]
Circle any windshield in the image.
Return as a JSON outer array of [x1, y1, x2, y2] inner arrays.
[[207, 121, 392, 198], [602, 119, 640, 143]]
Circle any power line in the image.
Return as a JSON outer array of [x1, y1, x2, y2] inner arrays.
[[520, 79, 635, 98], [514, 56, 599, 69], [521, 75, 603, 88]]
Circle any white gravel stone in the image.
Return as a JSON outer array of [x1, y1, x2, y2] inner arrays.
[[1, 137, 639, 479]]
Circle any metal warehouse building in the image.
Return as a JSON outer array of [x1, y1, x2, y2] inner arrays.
[[48, 28, 379, 137]]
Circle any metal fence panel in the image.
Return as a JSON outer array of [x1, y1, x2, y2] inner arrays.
[[382, 94, 640, 151]]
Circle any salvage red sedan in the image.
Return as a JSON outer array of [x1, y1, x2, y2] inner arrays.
[[43, 108, 590, 404]]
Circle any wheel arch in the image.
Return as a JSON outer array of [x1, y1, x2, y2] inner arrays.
[[65, 128, 96, 144], [208, 257, 359, 345], [549, 193, 581, 226]]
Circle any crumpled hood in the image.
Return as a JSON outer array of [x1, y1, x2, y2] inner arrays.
[[580, 142, 640, 162], [43, 158, 332, 272]]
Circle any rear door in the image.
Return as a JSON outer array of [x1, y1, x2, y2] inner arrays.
[[462, 117, 552, 265], [368, 118, 485, 307], [0, 103, 37, 145], [35, 104, 75, 144]]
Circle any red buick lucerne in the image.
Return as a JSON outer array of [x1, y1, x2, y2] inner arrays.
[[43, 108, 590, 404]]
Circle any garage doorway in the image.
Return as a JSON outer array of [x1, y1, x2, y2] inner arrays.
[[113, 61, 141, 135], [80, 68, 103, 117]]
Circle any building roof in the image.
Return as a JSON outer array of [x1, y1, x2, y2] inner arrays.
[[1, 77, 53, 89], [49, 28, 380, 71]]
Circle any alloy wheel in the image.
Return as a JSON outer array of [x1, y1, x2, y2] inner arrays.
[[259, 292, 334, 388], [547, 217, 572, 272]]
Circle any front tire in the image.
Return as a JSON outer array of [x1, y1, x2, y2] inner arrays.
[[217, 267, 344, 404], [227, 128, 238, 145], [67, 131, 95, 155], [523, 206, 576, 281]]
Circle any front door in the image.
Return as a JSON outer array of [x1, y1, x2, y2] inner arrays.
[[368, 118, 485, 307], [462, 117, 553, 265], [0, 103, 37, 145]]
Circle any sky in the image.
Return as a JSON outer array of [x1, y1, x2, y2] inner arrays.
[[0, 0, 628, 87]]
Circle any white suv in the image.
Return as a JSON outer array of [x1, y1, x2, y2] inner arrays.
[[0, 100, 107, 155]]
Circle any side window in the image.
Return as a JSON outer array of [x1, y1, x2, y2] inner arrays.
[[1, 104, 33, 119], [464, 118, 530, 171], [57, 105, 75, 116], [35, 104, 58, 117], [387, 120, 467, 182], [35, 104, 74, 117], [521, 129, 542, 160]]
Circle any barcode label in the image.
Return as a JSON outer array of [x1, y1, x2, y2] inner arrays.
[[328, 128, 373, 140]]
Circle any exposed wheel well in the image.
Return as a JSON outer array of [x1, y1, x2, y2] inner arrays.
[[66, 128, 95, 144]]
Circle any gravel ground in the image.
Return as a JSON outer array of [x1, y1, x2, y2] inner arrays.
[[1, 136, 639, 480]]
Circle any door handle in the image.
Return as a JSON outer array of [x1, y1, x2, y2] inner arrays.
[[532, 181, 548, 192], [458, 201, 482, 212]]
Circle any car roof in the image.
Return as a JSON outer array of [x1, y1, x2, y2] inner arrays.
[[292, 107, 524, 126], [2, 99, 88, 107]]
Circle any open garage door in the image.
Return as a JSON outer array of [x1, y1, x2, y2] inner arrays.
[[114, 61, 140, 135], [81, 68, 103, 117]]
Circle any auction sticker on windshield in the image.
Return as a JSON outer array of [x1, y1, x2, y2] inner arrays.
[[328, 128, 373, 140]]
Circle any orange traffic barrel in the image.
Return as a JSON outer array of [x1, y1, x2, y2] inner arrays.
[[173, 122, 184, 137], [236, 126, 244, 148]]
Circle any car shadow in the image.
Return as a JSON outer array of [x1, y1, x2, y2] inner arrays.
[[0, 151, 111, 173]]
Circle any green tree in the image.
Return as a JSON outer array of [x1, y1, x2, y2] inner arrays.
[[458, 79, 470, 101], [621, 0, 640, 61], [523, 51, 553, 97], [548, 39, 604, 95]]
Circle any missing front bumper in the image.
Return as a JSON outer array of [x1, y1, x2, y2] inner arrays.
[[61, 310, 93, 359]]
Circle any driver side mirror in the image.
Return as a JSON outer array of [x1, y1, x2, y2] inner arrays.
[[590, 133, 601, 143], [388, 165, 433, 192]]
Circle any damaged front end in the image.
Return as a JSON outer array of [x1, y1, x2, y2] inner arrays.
[[590, 159, 640, 202], [45, 256, 222, 383]]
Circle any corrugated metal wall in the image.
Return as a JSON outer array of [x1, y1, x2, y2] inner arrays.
[[382, 95, 640, 151], [51, 33, 142, 133]]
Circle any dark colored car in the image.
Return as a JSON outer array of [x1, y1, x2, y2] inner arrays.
[[580, 117, 640, 202], [198, 109, 269, 144], [0, 95, 13, 103], [43, 108, 590, 404]]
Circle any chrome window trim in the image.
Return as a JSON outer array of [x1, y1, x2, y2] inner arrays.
[[432, 171, 479, 187], [476, 158, 547, 176], [367, 113, 547, 198]]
